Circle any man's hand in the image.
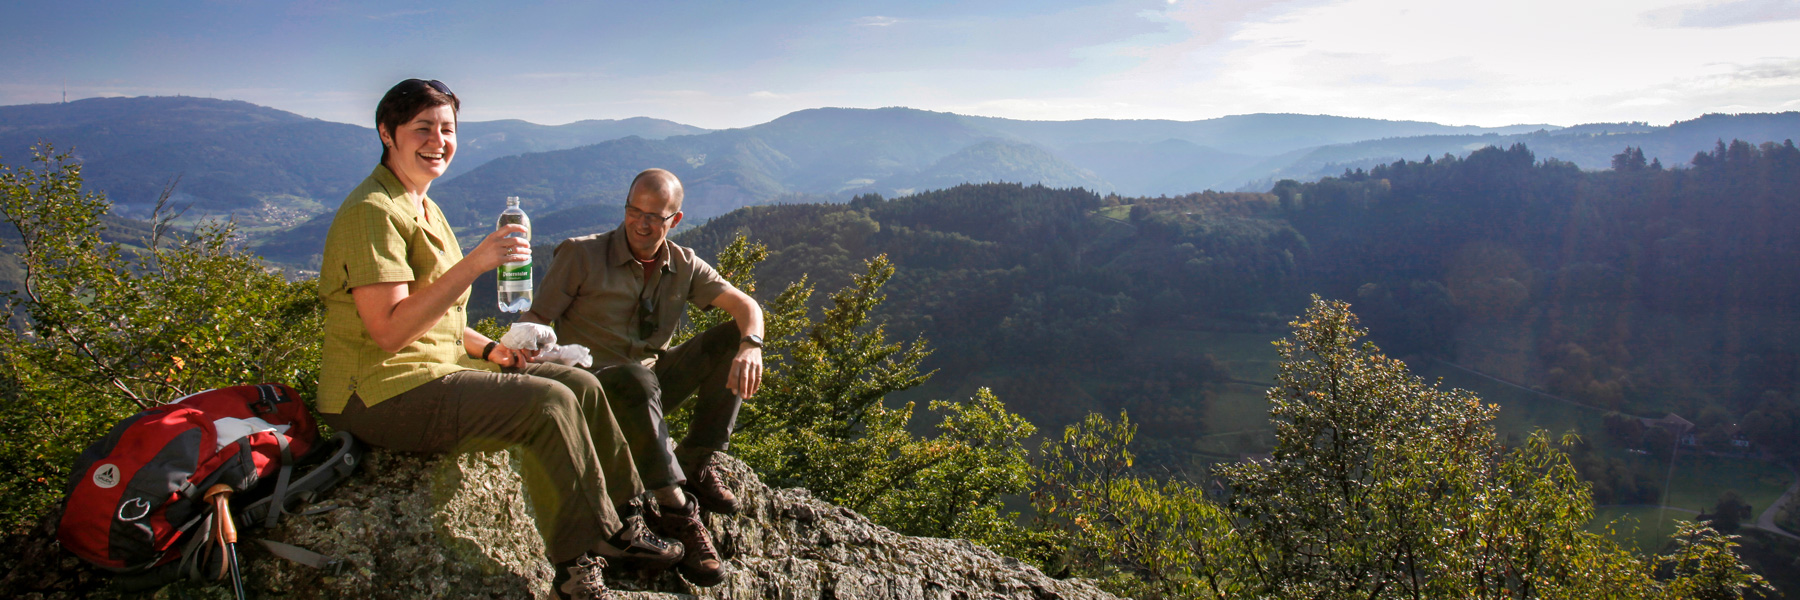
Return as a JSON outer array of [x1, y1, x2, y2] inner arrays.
[[729, 346, 762, 398], [710, 286, 764, 399]]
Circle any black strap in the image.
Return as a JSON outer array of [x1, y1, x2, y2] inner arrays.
[[251, 384, 282, 415], [178, 511, 214, 583]]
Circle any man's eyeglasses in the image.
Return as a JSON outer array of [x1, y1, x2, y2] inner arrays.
[[625, 206, 676, 225], [401, 79, 455, 98]]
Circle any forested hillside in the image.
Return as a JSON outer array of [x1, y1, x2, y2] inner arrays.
[[1285, 140, 1800, 455], [677, 184, 1303, 437], [675, 139, 1800, 472]]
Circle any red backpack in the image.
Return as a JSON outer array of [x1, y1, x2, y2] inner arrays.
[[58, 384, 319, 572]]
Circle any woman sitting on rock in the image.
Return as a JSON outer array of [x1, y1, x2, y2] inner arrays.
[[314, 78, 682, 600]]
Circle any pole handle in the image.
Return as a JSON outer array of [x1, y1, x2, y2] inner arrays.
[[204, 484, 238, 543]]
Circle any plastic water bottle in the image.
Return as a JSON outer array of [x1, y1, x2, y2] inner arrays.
[[496, 196, 533, 313]]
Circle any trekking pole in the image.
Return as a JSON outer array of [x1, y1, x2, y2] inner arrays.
[[204, 484, 248, 600]]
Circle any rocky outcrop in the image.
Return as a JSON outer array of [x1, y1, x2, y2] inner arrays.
[[3, 448, 1116, 600], [238, 449, 1117, 599]]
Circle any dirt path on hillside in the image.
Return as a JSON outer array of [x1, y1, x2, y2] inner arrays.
[[1754, 466, 1800, 541]]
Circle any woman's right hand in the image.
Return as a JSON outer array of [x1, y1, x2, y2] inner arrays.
[[468, 224, 531, 271]]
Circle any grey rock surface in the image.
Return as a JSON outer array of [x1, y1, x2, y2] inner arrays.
[[242, 448, 1120, 600]]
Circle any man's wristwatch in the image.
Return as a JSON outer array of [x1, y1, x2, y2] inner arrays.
[[740, 334, 763, 348]]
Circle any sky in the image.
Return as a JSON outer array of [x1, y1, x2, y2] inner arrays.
[[2, 0, 1798, 130]]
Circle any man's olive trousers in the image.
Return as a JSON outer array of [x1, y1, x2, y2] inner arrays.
[[594, 321, 745, 491]]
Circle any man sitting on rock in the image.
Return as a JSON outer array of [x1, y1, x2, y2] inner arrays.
[[522, 168, 763, 587]]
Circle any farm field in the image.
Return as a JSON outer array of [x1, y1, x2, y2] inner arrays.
[[1414, 363, 1795, 550], [1589, 453, 1794, 552]]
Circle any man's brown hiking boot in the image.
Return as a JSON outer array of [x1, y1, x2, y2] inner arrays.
[[552, 555, 618, 600], [595, 502, 684, 572], [680, 451, 739, 515], [650, 496, 725, 587]]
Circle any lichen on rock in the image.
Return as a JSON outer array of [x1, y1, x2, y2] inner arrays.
[[249, 448, 1118, 600], [249, 450, 555, 599]]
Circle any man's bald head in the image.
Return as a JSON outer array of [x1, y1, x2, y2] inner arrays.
[[628, 168, 684, 213]]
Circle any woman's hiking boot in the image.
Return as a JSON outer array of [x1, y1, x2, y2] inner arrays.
[[650, 496, 725, 586], [595, 502, 684, 571], [552, 555, 618, 600], [679, 451, 739, 514]]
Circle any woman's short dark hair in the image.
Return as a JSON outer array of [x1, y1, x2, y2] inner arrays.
[[375, 79, 459, 163]]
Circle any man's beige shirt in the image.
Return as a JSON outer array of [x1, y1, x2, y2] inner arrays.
[[316, 165, 494, 414], [523, 224, 731, 368]]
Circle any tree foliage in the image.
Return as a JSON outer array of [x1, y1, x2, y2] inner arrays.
[[672, 235, 1045, 558], [1039, 297, 1775, 599], [0, 148, 322, 533], [1034, 412, 1243, 599]]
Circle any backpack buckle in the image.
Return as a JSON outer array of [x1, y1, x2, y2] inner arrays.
[[251, 384, 283, 415]]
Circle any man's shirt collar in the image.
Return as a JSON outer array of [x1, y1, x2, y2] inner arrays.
[[608, 222, 673, 273]]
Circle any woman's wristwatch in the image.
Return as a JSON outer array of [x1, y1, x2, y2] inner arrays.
[[740, 334, 763, 348], [481, 340, 499, 361]]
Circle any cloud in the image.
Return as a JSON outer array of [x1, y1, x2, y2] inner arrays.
[[1591, 57, 1800, 119], [1726, 57, 1800, 81], [854, 16, 901, 27], [1641, 0, 1800, 28], [749, 91, 786, 99]]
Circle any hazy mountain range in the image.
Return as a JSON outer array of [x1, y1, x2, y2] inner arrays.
[[3, 96, 1798, 265], [0, 96, 705, 226]]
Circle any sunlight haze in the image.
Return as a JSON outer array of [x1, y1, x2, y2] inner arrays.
[[3, 0, 1797, 128]]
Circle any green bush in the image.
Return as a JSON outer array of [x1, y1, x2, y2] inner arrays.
[[0, 148, 322, 533]]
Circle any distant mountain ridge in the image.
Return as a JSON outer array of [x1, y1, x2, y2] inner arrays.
[[964, 112, 1557, 156], [428, 107, 1557, 227], [1246, 112, 1800, 187], [431, 107, 1799, 232], [0, 97, 372, 223], [0, 96, 705, 225], [6, 96, 1799, 267]]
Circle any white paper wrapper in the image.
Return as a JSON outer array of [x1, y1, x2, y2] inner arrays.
[[534, 344, 594, 369], [501, 322, 557, 351]]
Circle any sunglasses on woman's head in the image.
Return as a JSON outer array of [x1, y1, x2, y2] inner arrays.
[[400, 79, 454, 98]]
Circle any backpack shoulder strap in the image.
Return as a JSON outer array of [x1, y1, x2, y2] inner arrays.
[[264, 426, 295, 529], [239, 431, 364, 529]]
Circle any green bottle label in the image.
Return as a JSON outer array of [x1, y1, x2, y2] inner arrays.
[[498, 262, 532, 291]]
